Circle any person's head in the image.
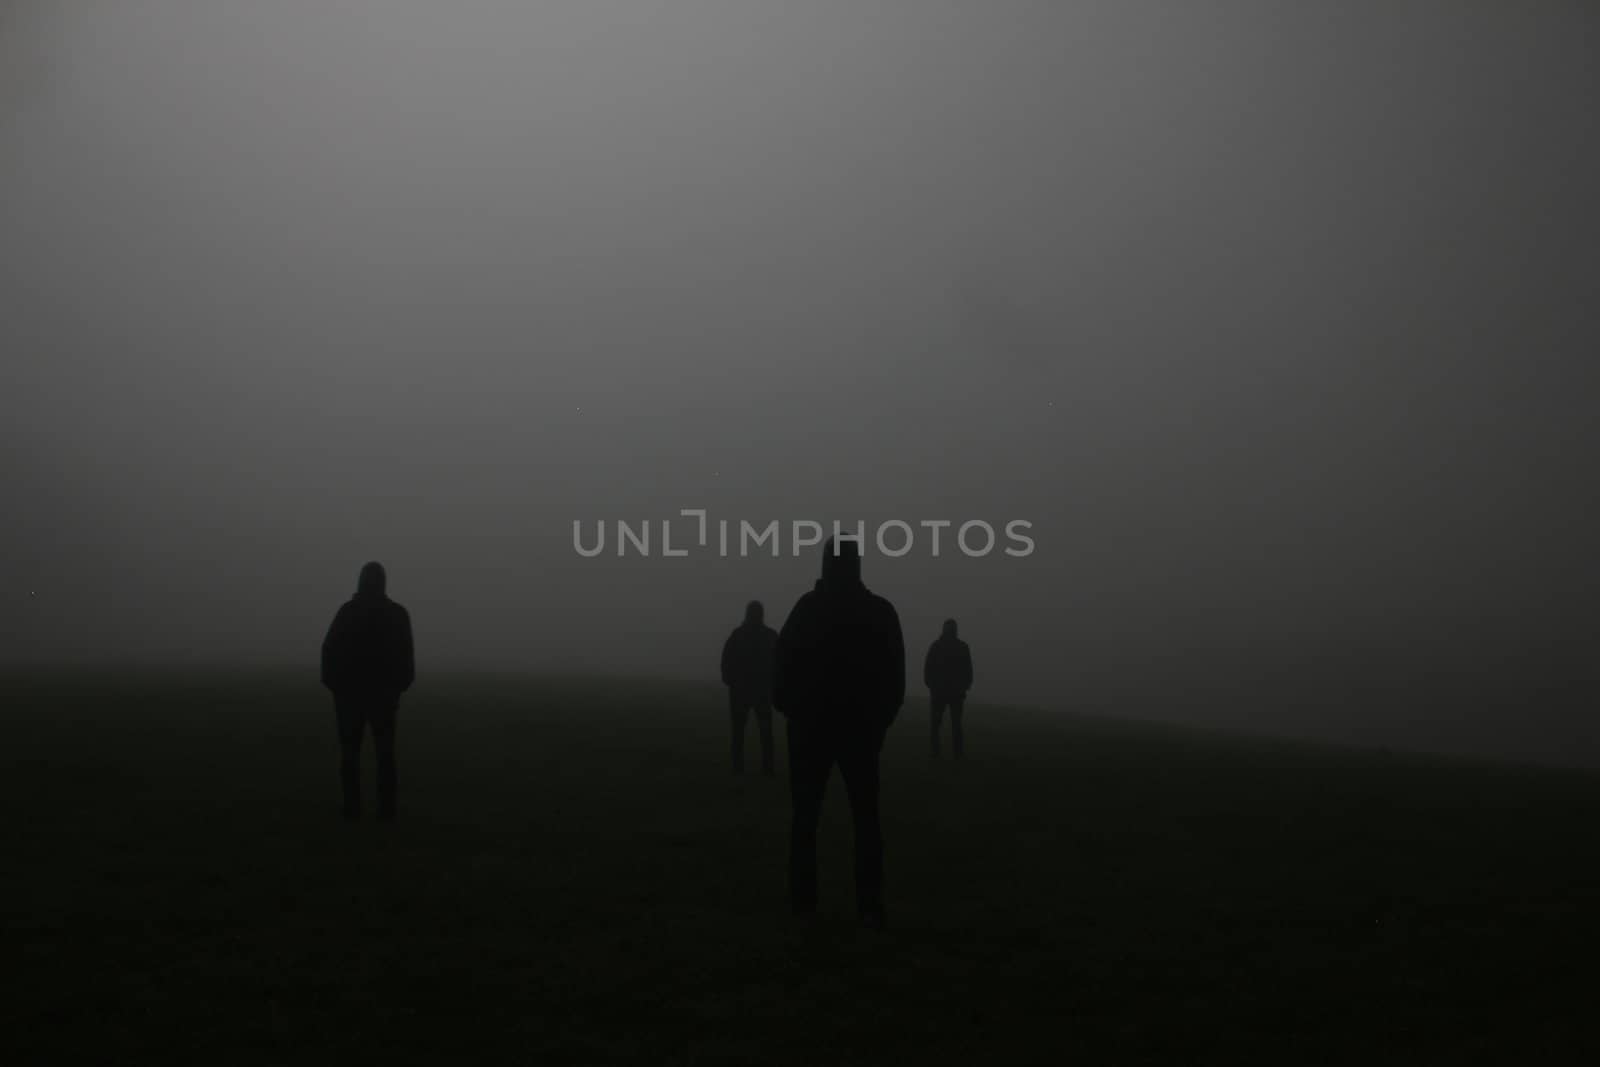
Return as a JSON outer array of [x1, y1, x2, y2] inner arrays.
[[942, 618, 958, 639], [744, 600, 764, 626], [356, 561, 387, 597], [820, 537, 862, 587]]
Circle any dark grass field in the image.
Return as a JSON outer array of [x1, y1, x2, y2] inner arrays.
[[5, 670, 1599, 1065]]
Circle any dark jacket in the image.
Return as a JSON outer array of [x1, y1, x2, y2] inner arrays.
[[321, 566, 414, 698], [924, 636, 973, 697], [722, 622, 778, 700], [774, 550, 905, 730]]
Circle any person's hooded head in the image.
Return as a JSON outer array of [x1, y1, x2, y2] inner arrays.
[[356, 561, 387, 599], [819, 537, 863, 590], [743, 600, 764, 626], [942, 618, 958, 640]]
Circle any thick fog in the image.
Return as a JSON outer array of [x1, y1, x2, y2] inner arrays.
[[4, 2, 1597, 761]]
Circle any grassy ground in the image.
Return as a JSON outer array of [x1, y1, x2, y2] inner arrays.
[[3, 669, 1599, 1065]]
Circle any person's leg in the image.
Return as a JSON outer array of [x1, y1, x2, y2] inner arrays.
[[755, 702, 775, 776], [838, 730, 885, 924], [787, 719, 832, 916], [930, 696, 945, 757], [729, 691, 748, 774], [371, 699, 398, 820], [334, 697, 365, 819], [951, 697, 965, 759]]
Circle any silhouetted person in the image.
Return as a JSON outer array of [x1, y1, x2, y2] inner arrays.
[[721, 600, 778, 775], [924, 618, 974, 758], [774, 538, 904, 928], [321, 561, 414, 821]]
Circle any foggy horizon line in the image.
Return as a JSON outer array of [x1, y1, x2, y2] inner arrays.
[[10, 658, 1596, 774], [6, 634, 1587, 673]]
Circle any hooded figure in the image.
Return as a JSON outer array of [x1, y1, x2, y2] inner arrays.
[[720, 599, 778, 774], [773, 538, 904, 928], [321, 561, 414, 820], [773, 540, 905, 723], [923, 618, 974, 758]]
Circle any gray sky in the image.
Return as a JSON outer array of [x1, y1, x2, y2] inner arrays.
[[4, 2, 1597, 761]]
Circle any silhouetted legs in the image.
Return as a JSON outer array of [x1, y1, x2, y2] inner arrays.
[[371, 702, 397, 819], [787, 718, 885, 922], [729, 693, 775, 775], [754, 703, 774, 774], [729, 693, 746, 773], [335, 694, 398, 820], [336, 700, 363, 818], [930, 695, 965, 758], [838, 736, 884, 918]]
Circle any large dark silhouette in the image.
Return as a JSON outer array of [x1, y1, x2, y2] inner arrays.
[[773, 538, 905, 928], [320, 561, 415, 821], [720, 600, 778, 775], [924, 618, 974, 758]]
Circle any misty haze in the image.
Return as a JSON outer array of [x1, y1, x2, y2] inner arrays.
[[6, 1, 1597, 762], [4, 4, 1600, 1063]]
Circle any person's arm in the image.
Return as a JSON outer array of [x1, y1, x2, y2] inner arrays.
[[758, 628, 778, 698], [320, 605, 348, 692], [396, 607, 416, 693], [960, 643, 973, 693], [923, 643, 936, 691], [772, 596, 810, 718], [883, 605, 906, 729], [720, 631, 736, 688]]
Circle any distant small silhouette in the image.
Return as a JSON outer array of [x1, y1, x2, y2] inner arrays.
[[774, 538, 905, 929], [924, 619, 974, 758], [320, 561, 415, 821], [721, 600, 778, 775]]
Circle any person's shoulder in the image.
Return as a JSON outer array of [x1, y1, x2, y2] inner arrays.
[[781, 590, 820, 625], [865, 591, 900, 621]]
